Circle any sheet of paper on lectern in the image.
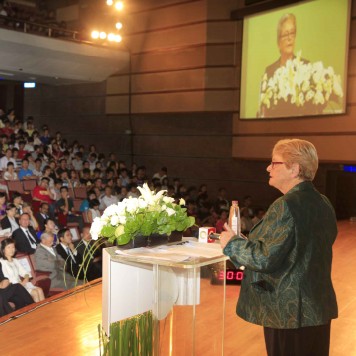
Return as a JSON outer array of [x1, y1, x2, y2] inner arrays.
[[115, 241, 223, 261]]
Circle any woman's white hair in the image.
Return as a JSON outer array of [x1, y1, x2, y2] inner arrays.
[[273, 139, 318, 181]]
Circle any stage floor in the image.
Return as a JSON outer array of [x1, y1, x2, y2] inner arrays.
[[1, 220, 356, 355]]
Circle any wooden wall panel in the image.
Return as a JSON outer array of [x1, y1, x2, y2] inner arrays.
[[132, 113, 232, 135], [233, 134, 356, 163], [132, 91, 206, 113], [128, 23, 207, 54], [127, 1, 207, 33], [130, 46, 207, 73], [107, 76, 130, 95], [106, 95, 129, 114], [131, 68, 206, 92], [133, 135, 231, 157], [205, 67, 238, 88], [206, 21, 238, 43]]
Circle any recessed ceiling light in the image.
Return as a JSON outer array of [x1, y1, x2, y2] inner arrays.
[[0, 72, 14, 76]]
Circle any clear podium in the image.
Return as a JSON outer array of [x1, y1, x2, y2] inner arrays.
[[102, 242, 228, 355]]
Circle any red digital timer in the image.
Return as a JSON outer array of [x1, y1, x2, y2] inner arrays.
[[218, 269, 244, 283]]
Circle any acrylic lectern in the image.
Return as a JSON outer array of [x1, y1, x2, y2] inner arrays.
[[102, 242, 228, 355]]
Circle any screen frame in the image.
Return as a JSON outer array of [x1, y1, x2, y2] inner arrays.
[[238, 0, 352, 120]]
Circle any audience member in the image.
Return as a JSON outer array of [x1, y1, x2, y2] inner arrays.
[[12, 213, 39, 254], [1, 203, 19, 231], [32, 178, 56, 215], [99, 186, 118, 210], [56, 186, 83, 229], [215, 188, 229, 211], [0, 148, 16, 171], [87, 199, 101, 223], [152, 166, 167, 183], [0, 192, 6, 220], [18, 158, 35, 180], [75, 226, 102, 279], [215, 209, 229, 233], [56, 228, 85, 281], [22, 202, 39, 231], [34, 232, 75, 289], [0, 262, 34, 317], [37, 218, 58, 245], [35, 202, 50, 231], [12, 191, 24, 218], [0, 238, 45, 302], [242, 195, 255, 218], [3, 161, 18, 180]]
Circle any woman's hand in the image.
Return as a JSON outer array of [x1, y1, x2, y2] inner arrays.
[[21, 275, 30, 286], [220, 223, 236, 249]]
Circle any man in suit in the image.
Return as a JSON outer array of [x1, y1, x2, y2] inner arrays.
[[0, 263, 34, 317], [75, 226, 102, 280], [56, 228, 85, 281], [34, 232, 76, 290], [35, 202, 50, 231], [12, 213, 39, 254]]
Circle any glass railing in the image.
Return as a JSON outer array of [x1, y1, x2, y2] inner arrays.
[[0, 14, 81, 42]]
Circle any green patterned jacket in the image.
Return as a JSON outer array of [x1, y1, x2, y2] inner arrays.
[[223, 181, 338, 329]]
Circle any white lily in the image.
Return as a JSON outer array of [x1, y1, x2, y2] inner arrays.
[[110, 215, 120, 226], [163, 196, 175, 204]]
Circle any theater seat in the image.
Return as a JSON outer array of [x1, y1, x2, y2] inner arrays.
[[16, 253, 51, 297], [27, 254, 65, 297]]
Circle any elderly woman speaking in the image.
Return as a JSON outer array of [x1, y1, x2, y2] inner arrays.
[[220, 139, 337, 356]]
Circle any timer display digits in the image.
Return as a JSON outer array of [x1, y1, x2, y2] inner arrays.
[[218, 269, 244, 283]]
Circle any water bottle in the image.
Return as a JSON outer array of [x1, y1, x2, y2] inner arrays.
[[228, 200, 240, 236]]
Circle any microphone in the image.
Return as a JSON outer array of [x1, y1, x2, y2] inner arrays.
[[208, 233, 221, 240]]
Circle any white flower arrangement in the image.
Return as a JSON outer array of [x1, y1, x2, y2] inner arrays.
[[260, 52, 343, 112], [90, 183, 195, 245]]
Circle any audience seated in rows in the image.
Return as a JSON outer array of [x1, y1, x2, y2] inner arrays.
[[0, 107, 268, 319]]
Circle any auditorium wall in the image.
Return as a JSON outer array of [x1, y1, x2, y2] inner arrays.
[[24, 0, 354, 210]]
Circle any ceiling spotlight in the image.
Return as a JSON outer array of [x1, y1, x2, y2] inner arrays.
[[115, 22, 123, 30], [115, 1, 124, 11], [115, 34, 122, 43], [99, 31, 107, 39], [91, 30, 99, 39], [108, 33, 115, 41], [106, 0, 113, 5]]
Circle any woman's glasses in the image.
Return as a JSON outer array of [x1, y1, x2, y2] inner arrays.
[[280, 30, 296, 40]]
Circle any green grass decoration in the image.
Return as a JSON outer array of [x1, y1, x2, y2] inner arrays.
[[99, 311, 153, 356]]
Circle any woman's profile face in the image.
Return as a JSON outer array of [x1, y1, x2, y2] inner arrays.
[[267, 153, 293, 192], [278, 18, 296, 58]]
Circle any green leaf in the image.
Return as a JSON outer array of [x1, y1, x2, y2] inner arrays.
[[101, 225, 116, 238], [116, 233, 131, 245]]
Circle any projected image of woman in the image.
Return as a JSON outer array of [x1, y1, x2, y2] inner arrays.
[[259, 14, 310, 118]]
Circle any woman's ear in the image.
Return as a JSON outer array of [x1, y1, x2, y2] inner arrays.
[[290, 163, 300, 178]]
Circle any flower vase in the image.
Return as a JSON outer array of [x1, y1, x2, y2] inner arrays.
[[117, 231, 183, 250]]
